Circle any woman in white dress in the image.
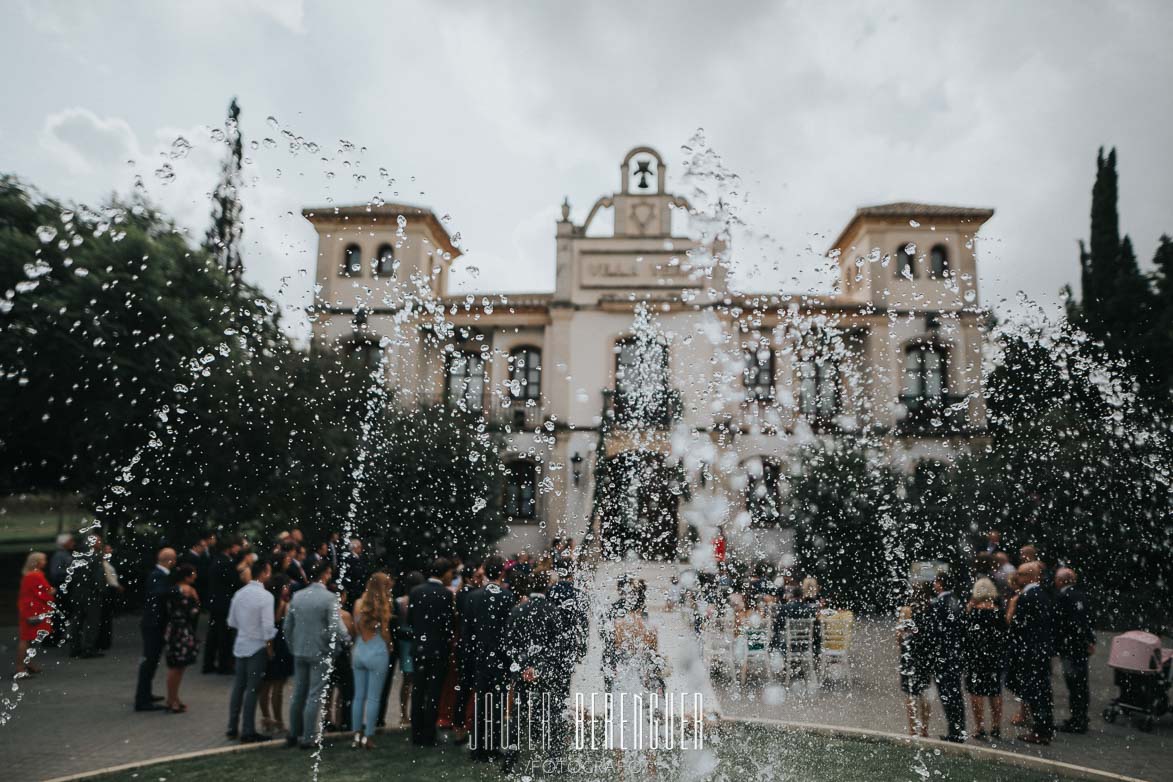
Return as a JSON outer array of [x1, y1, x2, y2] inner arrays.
[[609, 580, 664, 777]]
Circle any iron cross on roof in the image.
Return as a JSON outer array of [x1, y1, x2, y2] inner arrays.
[[634, 158, 653, 189]]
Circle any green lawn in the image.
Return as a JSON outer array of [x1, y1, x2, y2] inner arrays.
[[93, 723, 1071, 782], [0, 507, 84, 544]]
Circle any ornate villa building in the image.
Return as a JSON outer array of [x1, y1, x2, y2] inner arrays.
[[305, 147, 993, 562]]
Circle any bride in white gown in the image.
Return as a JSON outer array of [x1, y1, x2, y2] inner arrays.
[[609, 580, 665, 777]]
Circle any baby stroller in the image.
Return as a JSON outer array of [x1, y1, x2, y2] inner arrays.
[[1102, 630, 1172, 732]]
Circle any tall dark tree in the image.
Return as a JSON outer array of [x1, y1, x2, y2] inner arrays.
[[1150, 235, 1173, 388], [205, 98, 244, 282], [1153, 235, 1173, 304], [1079, 147, 1121, 334], [1075, 147, 1160, 388]]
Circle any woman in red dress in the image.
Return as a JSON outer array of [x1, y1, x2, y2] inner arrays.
[[17, 551, 55, 676]]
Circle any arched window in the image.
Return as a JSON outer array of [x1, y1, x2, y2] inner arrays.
[[895, 243, 916, 279], [743, 345, 774, 401], [445, 351, 485, 413], [373, 243, 396, 277], [509, 347, 541, 402], [744, 457, 784, 527], [902, 344, 947, 407], [341, 244, 362, 276], [929, 245, 948, 278], [503, 460, 537, 520]]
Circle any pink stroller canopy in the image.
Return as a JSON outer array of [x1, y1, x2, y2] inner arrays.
[[1108, 631, 1167, 673]]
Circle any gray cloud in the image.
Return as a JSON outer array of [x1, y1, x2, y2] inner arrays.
[[2, 0, 1171, 331]]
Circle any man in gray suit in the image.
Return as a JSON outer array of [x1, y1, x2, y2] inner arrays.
[[283, 561, 350, 748]]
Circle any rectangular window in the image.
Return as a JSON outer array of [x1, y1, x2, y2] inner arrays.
[[510, 347, 541, 402], [743, 346, 774, 401], [446, 351, 485, 413], [903, 345, 946, 407], [503, 461, 537, 519], [798, 357, 839, 419]]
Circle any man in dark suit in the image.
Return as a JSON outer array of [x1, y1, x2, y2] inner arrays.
[[134, 547, 176, 711], [453, 559, 484, 743], [303, 541, 327, 576], [69, 533, 107, 659], [469, 556, 517, 761], [178, 530, 215, 604], [1012, 561, 1055, 744], [1054, 567, 1095, 733], [503, 570, 562, 772], [340, 537, 371, 605], [547, 561, 588, 702], [327, 532, 342, 571], [408, 557, 456, 746], [203, 537, 242, 674], [928, 570, 966, 743]]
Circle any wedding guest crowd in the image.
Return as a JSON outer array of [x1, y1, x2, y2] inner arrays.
[[7, 527, 568, 765], [893, 534, 1097, 747], [12, 522, 1103, 762]]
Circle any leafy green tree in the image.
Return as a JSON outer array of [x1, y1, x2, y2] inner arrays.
[[789, 436, 905, 612], [0, 177, 251, 505], [363, 404, 507, 571], [954, 328, 1172, 627], [0, 175, 508, 568]]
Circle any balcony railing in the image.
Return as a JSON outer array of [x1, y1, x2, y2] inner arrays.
[[897, 393, 969, 434], [603, 387, 683, 430]]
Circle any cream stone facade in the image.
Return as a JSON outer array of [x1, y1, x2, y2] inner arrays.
[[305, 147, 993, 563]]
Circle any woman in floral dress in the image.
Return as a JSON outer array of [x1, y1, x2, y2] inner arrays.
[[164, 563, 201, 714]]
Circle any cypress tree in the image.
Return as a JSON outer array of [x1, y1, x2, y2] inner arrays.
[[1082, 147, 1120, 337], [1079, 147, 1159, 367], [205, 98, 244, 282]]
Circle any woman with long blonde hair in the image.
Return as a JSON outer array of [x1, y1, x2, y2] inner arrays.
[[350, 571, 393, 748]]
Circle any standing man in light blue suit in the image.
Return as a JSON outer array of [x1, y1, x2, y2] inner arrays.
[[284, 561, 351, 748]]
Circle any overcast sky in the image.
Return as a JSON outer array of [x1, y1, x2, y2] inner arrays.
[[3, 0, 1172, 340]]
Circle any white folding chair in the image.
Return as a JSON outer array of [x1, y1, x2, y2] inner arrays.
[[784, 618, 817, 684]]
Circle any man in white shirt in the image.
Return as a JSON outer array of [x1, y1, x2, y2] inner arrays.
[[226, 559, 275, 742]]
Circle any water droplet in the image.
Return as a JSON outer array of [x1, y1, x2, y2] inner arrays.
[[169, 136, 192, 159]]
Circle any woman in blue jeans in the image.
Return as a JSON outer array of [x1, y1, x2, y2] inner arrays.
[[350, 571, 393, 748]]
